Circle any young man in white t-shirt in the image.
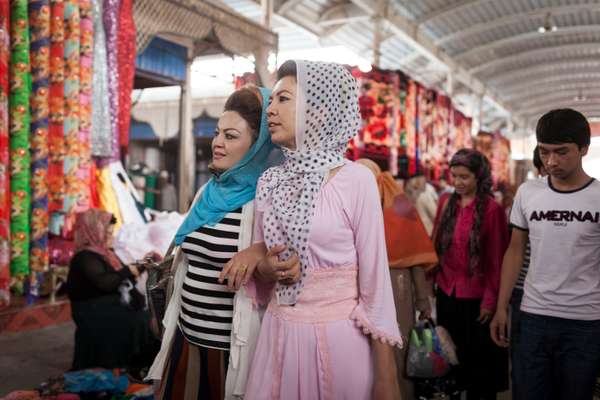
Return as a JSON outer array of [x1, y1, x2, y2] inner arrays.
[[490, 109, 600, 400]]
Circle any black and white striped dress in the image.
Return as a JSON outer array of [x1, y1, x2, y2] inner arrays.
[[178, 209, 242, 351]]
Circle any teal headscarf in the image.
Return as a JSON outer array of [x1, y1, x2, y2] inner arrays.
[[174, 87, 281, 245]]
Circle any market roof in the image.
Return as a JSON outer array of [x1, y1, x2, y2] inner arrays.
[[134, 0, 279, 58], [217, 0, 600, 134]]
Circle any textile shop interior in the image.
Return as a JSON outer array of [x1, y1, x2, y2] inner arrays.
[[1, 0, 600, 399]]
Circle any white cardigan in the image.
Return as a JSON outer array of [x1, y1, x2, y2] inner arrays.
[[147, 191, 261, 400]]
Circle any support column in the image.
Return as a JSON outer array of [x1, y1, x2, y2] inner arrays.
[[261, 0, 273, 28], [178, 48, 195, 212], [373, 15, 382, 67]]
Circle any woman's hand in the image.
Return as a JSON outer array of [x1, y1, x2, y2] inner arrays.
[[416, 297, 432, 320], [127, 264, 140, 278], [255, 244, 301, 285], [477, 308, 493, 324], [219, 242, 267, 290]]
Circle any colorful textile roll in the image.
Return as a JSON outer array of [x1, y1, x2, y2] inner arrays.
[[9, 0, 32, 282], [29, 0, 51, 295], [48, 0, 65, 213], [77, 0, 93, 211], [90, 0, 111, 157], [0, 0, 10, 307], [102, 0, 120, 160], [117, 0, 134, 153], [62, 0, 80, 217], [405, 80, 418, 176]]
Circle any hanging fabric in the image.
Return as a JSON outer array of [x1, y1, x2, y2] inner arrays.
[[62, 0, 80, 220], [405, 80, 418, 175], [0, 0, 10, 307], [9, 0, 32, 285], [90, 0, 110, 157], [102, 0, 120, 160], [28, 0, 51, 296], [77, 0, 93, 212], [48, 0, 65, 213], [117, 0, 134, 155]]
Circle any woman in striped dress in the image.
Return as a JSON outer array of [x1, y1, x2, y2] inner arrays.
[[147, 86, 282, 400]]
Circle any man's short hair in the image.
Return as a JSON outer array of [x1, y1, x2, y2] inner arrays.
[[536, 108, 590, 148]]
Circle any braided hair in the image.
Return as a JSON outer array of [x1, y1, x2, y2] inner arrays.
[[434, 149, 494, 276]]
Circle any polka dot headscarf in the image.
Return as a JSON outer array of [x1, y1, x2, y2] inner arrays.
[[256, 60, 361, 305]]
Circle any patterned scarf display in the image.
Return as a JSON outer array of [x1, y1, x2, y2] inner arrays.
[[102, 0, 119, 160], [9, 0, 32, 282], [28, 0, 51, 295], [0, 0, 10, 306], [48, 0, 65, 213], [256, 61, 361, 305], [77, 0, 93, 211], [90, 0, 110, 157], [116, 0, 133, 153], [62, 0, 80, 216]]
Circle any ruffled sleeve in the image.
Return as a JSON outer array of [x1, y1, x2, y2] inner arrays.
[[345, 164, 403, 348]]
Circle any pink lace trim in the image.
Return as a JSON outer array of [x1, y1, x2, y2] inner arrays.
[[315, 324, 333, 400], [271, 316, 284, 400], [350, 308, 404, 349]]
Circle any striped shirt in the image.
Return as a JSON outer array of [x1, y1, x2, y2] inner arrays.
[[178, 209, 241, 350], [514, 241, 530, 290]]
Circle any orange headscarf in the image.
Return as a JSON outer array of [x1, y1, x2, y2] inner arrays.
[[356, 159, 438, 270]]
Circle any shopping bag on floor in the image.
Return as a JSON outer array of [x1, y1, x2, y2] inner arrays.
[[407, 319, 457, 378]]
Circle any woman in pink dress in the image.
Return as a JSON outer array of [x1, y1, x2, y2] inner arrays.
[[227, 60, 402, 399]]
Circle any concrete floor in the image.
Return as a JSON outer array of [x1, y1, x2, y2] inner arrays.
[[0, 321, 511, 399], [0, 322, 74, 397]]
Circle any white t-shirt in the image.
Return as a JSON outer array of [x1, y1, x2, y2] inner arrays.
[[510, 177, 600, 320]]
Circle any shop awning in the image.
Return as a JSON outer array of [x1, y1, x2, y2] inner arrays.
[[134, 0, 278, 58], [130, 115, 218, 141]]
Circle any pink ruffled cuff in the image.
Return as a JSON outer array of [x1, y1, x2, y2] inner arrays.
[[350, 306, 404, 349]]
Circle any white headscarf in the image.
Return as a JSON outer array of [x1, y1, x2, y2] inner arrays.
[[256, 61, 361, 305]]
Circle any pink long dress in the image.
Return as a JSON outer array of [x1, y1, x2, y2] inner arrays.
[[245, 162, 402, 400]]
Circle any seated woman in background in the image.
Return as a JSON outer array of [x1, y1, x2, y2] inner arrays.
[[67, 209, 158, 371]]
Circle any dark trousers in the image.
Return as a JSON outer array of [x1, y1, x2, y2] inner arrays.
[[512, 311, 600, 400], [510, 289, 524, 397]]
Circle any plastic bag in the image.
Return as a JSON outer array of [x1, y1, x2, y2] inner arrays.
[[407, 319, 457, 378]]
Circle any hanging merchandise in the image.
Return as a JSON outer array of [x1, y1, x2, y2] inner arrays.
[[492, 133, 511, 187], [48, 0, 65, 213], [450, 110, 473, 155], [0, 0, 10, 307], [62, 0, 80, 219], [77, 0, 93, 212], [417, 86, 435, 173], [405, 80, 418, 175], [97, 166, 122, 230], [108, 161, 149, 226], [9, 0, 32, 285], [103, 0, 120, 160], [90, 0, 111, 157], [117, 0, 134, 154], [431, 94, 451, 179], [29, 0, 51, 296]]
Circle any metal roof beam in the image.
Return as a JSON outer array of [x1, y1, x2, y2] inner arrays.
[[415, 0, 482, 26], [455, 25, 600, 64], [511, 89, 600, 110], [517, 102, 600, 118], [500, 73, 600, 99], [469, 42, 600, 77], [436, 4, 600, 47], [275, 0, 303, 15], [318, 3, 369, 26], [488, 58, 600, 86], [348, 0, 518, 124], [505, 81, 600, 104]]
